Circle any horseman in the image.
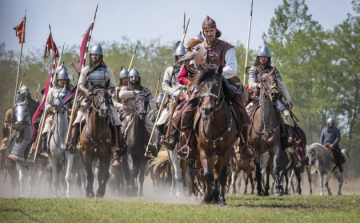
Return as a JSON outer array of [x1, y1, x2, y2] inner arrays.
[[113, 68, 129, 113], [248, 44, 295, 147], [148, 93, 163, 123], [177, 16, 251, 163], [39, 65, 73, 157], [147, 42, 187, 155], [16, 85, 40, 119], [320, 118, 343, 172], [66, 44, 126, 157], [0, 109, 13, 168], [112, 68, 156, 165]]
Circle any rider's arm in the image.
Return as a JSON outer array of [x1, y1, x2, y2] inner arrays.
[[222, 48, 237, 79], [78, 67, 89, 95], [106, 67, 116, 89], [162, 66, 174, 95], [332, 128, 341, 146], [248, 66, 258, 92], [45, 88, 54, 113]]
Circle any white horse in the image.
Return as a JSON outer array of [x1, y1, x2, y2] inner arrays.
[[5, 102, 33, 197], [49, 110, 74, 197], [307, 143, 350, 195]]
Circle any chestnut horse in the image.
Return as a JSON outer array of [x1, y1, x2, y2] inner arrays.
[[195, 65, 238, 204], [80, 86, 112, 198], [248, 71, 285, 196]]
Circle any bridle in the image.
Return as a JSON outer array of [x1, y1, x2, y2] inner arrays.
[[259, 73, 279, 101], [90, 88, 110, 117], [200, 77, 225, 113], [133, 93, 149, 115]]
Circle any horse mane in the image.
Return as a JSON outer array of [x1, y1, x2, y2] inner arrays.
[[194, 65, 234, 103], [194, 65, 217, 86]]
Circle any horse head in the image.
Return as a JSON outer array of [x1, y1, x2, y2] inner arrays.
[[307, 146, 317, 166], [259, 72, 279, 103], [196, 65, 225, 119], [133, 91, 149, 120], [14, 102, 29, 125], [90, 85, 111, 118]]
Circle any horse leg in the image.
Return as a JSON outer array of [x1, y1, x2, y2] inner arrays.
[[16, 162, 25, 198], [319, 171, 324, 196], [97, 156, 110, 198], [212, 159, 221, 204], [168, 150, 181, 197], [334, 171, 343, 195], [254, 157, 263, 196], [273, 150, 283, 196], [325, 171, 332, 195], [84, 155, 95, 198], [65, 152, 74, 198], [131, 159, 140, 196], [295, 168, 302, 195], [284, 171, 289, 195], [265, 159, 272, 196], [138, 162, 146, 197], [306, 165, 312, 195], [231, 170, 237, 194], [199, 149, 214, 203], [250, 169, 255, 195], [218, 163, 229, 205]]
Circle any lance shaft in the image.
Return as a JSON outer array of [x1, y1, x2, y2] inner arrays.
[[154, 73, 160, 101], [128, 42, 139, 71], [145, 92, 168, 156], [243, 0, 253, 85]]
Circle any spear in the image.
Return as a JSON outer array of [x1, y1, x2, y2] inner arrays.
[[243, 0, 254, 85], [154, 72, 161, 101], [34, 83, 40, 100], [180, 12, 190, 45], [128, 41, 139, 71]]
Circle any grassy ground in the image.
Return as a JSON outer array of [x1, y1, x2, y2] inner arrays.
[[0, 195, 359, 223]]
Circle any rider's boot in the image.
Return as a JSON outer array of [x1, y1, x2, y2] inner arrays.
[[147, 125, 164, 157], [238, 126, 253, 157], [39, 133, 49, 158], [163, 126, 179, 151], [333, 152, 344, 173], [65, 124, 79, 154], [116, 125, 127, 156], [178, 128, 198, 160]]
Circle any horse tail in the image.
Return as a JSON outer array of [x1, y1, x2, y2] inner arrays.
[[146, 150, 169, 172]]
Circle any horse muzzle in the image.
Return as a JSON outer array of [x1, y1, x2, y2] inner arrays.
[[202, 106, 214, 118]]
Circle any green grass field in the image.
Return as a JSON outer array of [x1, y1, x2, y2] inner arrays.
[[1, 195, 359, 223]]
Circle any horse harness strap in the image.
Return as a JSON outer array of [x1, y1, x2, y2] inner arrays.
[[201, 106, 233, 150], [85, 109, 110, 153], [250, 104, 280, 138]]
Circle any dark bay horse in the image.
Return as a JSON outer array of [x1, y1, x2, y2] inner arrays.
[[80, 86, 112, 198], [248, 71, 286, 196], [195, 65, 238, 204], [123, 93, 150, 196]]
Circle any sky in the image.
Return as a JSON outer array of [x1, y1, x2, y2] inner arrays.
[[0, 0, 355, 55]]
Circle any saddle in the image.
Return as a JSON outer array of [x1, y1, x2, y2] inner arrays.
[[324, 144, 346, 164]]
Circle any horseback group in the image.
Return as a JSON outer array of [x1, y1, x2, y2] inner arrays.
[[1, 13, 348, 200]]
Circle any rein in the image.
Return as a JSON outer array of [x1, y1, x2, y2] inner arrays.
[[85, 88, 111, 153]]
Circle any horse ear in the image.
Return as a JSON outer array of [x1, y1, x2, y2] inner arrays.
[[218, 65, 223, 75]]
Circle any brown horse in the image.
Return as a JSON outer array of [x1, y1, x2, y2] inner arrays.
[[228, 144, 255, 195], [80, 86, 112, 198], [195, 65, 238, 204], [248, 72, 285, 196]]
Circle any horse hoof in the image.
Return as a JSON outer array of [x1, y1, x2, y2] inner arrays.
[[175, 192, 181, 198], [337, 192, 342, 195]]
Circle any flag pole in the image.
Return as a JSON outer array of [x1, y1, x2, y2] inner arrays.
[[64, 4, 98, 149], [13, 14, 26, 106], [243, 0, 254, 85]]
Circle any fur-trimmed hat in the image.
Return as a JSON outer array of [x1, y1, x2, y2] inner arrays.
[[202, 16, 221, 38], [186, 38, 204, 52]]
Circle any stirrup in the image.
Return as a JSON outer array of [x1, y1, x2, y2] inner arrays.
[[117, 144, 127, 156], [177, 145, 190, 159]]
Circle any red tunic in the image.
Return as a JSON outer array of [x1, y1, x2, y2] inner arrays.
[[178, 65, 189, 85]]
